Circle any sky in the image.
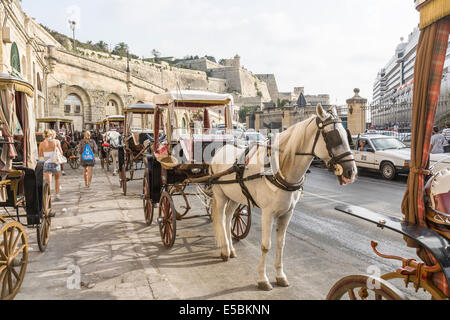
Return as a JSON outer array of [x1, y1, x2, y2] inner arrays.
[[21, 0, 420, 105]]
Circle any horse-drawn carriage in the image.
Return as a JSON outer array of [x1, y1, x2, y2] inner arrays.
[[119, 104, 156, 196], [0, 73, 52, 300], [142, 91, 251, 248], [99, 115, 124, 171]]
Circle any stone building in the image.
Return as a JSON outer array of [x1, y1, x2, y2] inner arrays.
[[0, 0, 318, 132]]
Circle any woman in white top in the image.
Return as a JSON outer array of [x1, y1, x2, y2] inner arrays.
[[38, 129, 63, 200]]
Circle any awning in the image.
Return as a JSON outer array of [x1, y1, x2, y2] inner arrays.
[[154, 90, 233, 108]]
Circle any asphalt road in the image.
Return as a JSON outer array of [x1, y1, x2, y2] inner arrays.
[[15, 164, 431, 300]]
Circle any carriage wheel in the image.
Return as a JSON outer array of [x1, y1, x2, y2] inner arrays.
[[69, 157, 80, 170], [231, 204, 251, 241], [143, 175, 154, 226], [120, 166, 127, 196], [326, 275, 407, 300], [37, 181, 52, 252], [158, 192, 176, 249], [0, 222, 29, 300]]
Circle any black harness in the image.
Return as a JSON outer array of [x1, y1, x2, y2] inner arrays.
[[209, 114, 355, 208]]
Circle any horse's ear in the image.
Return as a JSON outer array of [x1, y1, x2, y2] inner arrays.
[[331, 106, 338, 117], [316, 104, 327, 121]]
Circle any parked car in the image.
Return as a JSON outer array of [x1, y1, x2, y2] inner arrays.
[[352, 134, 450, 180]]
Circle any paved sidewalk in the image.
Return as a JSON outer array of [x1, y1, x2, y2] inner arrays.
[[17, 163, 179, 300]]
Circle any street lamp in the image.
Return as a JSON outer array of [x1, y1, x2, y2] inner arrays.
[[68, 20, 76, 52]]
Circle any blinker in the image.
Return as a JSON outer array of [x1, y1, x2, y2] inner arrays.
[[324, 129, 343, 149]]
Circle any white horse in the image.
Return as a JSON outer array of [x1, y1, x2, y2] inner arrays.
[[105, 130, 122, 175], [210, 104, 357, 291]]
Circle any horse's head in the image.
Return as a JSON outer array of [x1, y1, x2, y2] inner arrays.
[[313, 104, 357, 186]]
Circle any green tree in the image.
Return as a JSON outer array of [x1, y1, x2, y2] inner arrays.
[[112, 42, 129, 57], [152, 49, 161, 62], [95, 40, 109, 52]]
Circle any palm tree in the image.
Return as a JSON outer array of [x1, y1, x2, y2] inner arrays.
[[95, 40, 109, 52]]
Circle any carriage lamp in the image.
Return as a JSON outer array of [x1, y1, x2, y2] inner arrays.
[[349, 106, 354, 115]]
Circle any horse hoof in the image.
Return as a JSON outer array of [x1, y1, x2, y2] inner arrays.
[[220, 254, 229, 262], [276, 277, 290, 287], [258, 281, 273, 291], [230, 251, 237, 259]]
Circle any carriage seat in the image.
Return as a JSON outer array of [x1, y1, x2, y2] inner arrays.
[[428, 168, 450, 214], [425, 168, 450, 239]]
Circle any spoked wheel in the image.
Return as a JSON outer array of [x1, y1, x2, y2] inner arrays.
[[0, 222, 29, 300], [231, 204, 251, 241], [37, 181, 52, 252], [326, 275, 408, 300], [120, 166, 127, 196], [158, 192, 176, 249], [69, 157, 80, 170], [143, 175, 154, 226]]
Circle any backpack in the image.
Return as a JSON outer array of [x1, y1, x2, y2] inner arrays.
[[82, 142, 95, 161]]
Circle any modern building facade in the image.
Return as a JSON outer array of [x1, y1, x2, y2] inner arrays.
[[373, 26, 450, 105]]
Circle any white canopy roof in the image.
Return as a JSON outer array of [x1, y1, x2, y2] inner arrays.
[[153, 90, 233, 108]]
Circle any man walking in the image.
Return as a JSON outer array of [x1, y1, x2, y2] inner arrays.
[[443, 123, 450, 153], [431, 126, 446, 154]]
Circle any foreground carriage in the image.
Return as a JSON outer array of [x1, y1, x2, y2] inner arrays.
[[143, 91, 250, 248], [0, 74, 52, 300], [119, 104, 155, 196], [327, 1, 450, 300]]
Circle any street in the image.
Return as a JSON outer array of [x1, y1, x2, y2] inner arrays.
[[15, 163, 428, 300]]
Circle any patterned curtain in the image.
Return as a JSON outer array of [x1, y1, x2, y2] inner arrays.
[[401, 15, 450, 297]]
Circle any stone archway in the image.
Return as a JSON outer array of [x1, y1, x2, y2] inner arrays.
[[105, 93, 124, 116], [63, 85, 92, 130]]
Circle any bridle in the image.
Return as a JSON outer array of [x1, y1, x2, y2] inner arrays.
[[296, 114, 356, 176]]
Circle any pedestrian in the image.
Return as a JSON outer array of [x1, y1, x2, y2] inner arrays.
[[38, 129, 63, 200], [443, 122, 450, 153], [79, 131, 98, 188], [430, 126, 446, 154]]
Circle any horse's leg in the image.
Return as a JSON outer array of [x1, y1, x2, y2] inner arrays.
[[211, 187, 230, 261], [112, 150, 118, 175], [258, 210, 274, 291], [225, 201, 240, 259], [275, 209, 294, 287]]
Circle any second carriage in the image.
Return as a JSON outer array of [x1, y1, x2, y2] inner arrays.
[[119, 104, 156, 196], [143, 91, 251, 248]]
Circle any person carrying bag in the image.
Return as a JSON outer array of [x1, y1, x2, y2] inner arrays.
[[78, 131, 98, 188]]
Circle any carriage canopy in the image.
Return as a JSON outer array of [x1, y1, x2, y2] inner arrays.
[[0, 73, 37, 171], [153, 90, 233, 109]]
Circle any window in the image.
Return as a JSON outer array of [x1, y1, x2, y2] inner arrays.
[[64, 94, 82, 114], [37, 73, 42, 92], [10, 43, 21, 74]]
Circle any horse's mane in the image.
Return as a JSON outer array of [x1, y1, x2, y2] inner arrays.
[[277, 115, 317, 176]]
